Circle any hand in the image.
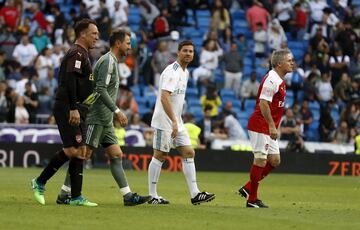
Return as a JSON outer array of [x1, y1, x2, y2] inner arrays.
[[116, 111, 128, 127], [269, 125, 278, 140], [171, 121, 178, 139], [69, 109, 80, 126]]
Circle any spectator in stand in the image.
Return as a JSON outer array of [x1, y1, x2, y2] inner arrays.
[[344, 4, 360, 29], [334, 72, 351, 111], [291, 2, 307, 40], [218, 100, 237, 120], [329, 47, 350, 87], [168, 31, 180, 59], [240, 71, 259, 110], [222, 42, 242, 96], [192, 39, 223, 86], [349, 80, 359, 103], [319, 104, 336, 142], [286, 62, 305, 103], [151, 40, 173, 88], [303, 72, 319, 101], [246, 0, 271, 32], [0, 81, 7, 122], [51, 4, 67, 45], [253, 22, 267, 58], [267, 19, 287, 52], [309, 0, 328, 25], [333, 121, 350, 144], [223, 108, 247, 140], [35, 47, 54, 81], [38, 67, 57, 97], [349, 52, 360, 80], [50, 44, 64, 72], [12, 35, 38, 68], [128, 113, 148, 132], [197, 105, 214, 148], [116, 85, 139, 119], [14, 96, 29, 124], [301, 53, 314, 77], [220, 26, 233, 53], [341, 103, 360, 130], [236, 34, 247, 59], [0, 25, 17, 58], [134, 0, 160, 30], [0, 0, 20, 32], [330, 0, 346, 21], [32, 27, 52, 53], [210, 0, 231, 35], [0, 51, 5, 82], [37, 86, 53, 115], [321, 7, 339, 37], [316, 71, 333, 107], [335, 21, 359, 59], [184, 113, 205, 149], [280, 108, 304, 151], [112, 0, 128, 30], [97, 0, 110, 41], [310, 26, 330, 72], [5, 86, 17, 123], [29, 2, 49, 34], [200, 84, 222, 119], [299, 100, 313, 135], [152, 7, 171, 38], [23, 81, 38, 123], [167, 0, 191, 28], [78, 2, 91, 22], [274, 0, 292, 32]]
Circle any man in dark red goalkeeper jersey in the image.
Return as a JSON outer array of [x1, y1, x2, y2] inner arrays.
[[238, 49, 294, 208]]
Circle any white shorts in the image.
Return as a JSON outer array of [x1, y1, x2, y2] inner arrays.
[[153, 129, 191, 153], [248, 130, 280, 159]]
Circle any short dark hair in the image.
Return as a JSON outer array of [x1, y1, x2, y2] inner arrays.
[[178, 40, 194, 51], [109, 29, 131, 47], [74, 18, 97, 39]]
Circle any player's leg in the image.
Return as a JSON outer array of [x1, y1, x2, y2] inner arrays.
[[240, 131, 269, 208], [103, 127, 151, 206], [240, 137, 281, 199], [176, 130, 215, 205], [31, 104, 80, 205], [148, 129, 171, 204]]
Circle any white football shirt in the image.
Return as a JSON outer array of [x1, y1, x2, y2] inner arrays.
[[151, 62, 188, 132]]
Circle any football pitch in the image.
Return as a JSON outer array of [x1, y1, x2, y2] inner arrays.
[[0, 168, 359, 230]]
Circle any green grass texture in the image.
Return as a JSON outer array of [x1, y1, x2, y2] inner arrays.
[[0, 168, 359, 230]]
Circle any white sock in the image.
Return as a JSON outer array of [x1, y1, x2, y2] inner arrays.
[[182, 158, 200, 198], [119, 186, 131, 196], [148, 157, 163, 198]]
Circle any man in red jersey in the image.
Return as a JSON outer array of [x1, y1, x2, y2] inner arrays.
[[238, 49, 294, 208]]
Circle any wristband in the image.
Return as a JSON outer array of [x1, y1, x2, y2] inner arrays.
[[115, 108, 121, 114]]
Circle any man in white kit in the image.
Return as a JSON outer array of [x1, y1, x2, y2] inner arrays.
[[147, 40, 215, 205]]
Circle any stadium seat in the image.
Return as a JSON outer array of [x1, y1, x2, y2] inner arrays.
[[186, 87, 199, 98], [134, 96, 147, 107], [244, 99, 256, 111], [196, 10, 211, 18], [231, 11, 246, 20], [130, 85, 141, 96], [220, 89, 236, 98], [187, 98, 201, 108], [309, 101, 320, 111]]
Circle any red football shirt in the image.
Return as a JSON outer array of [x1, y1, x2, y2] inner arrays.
[[247, 70, 286, 135]]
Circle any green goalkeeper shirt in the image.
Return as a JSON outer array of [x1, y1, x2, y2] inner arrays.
[[86, 52, 120, 126]]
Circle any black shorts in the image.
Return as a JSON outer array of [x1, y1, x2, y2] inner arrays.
[[53, 101, 87, 148]]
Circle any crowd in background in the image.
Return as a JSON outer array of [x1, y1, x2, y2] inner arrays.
[[0, 0, 359, 149]]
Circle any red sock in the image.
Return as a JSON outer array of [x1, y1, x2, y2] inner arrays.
[[243, 162, 275, 192], [261, 162, 274, 179], [248, 165, 264, 202]]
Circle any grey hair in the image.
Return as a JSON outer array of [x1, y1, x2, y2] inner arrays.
[[270, 49, 292, 68]]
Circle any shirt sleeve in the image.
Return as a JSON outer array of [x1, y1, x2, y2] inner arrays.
[[161, 68, 177, 93], [94, 57, 117, 112], [259, 77, 278, 102], [66, 51, 84, 74]]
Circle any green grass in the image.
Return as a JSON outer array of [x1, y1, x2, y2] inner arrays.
[[0, 168, 359, 230]]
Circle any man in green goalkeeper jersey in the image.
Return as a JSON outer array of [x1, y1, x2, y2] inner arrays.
[[58, 29, 151, 206]]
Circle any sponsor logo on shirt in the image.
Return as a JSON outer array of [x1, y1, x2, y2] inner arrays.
[[278, 101, 285, 107], [75, 60, 81, 69], [89, 73, 94, 81]]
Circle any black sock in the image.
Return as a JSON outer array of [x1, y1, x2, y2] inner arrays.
[[69, 158, 83, 198], [37, 150, 69, 185]]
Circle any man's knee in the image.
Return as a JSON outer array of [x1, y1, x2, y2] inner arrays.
[[153, 150, 168, 162], [253, 154, 267, 167], [63, 147, 82, 158], [269, 156, 281, 167], [181, 148, 195, 158]]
